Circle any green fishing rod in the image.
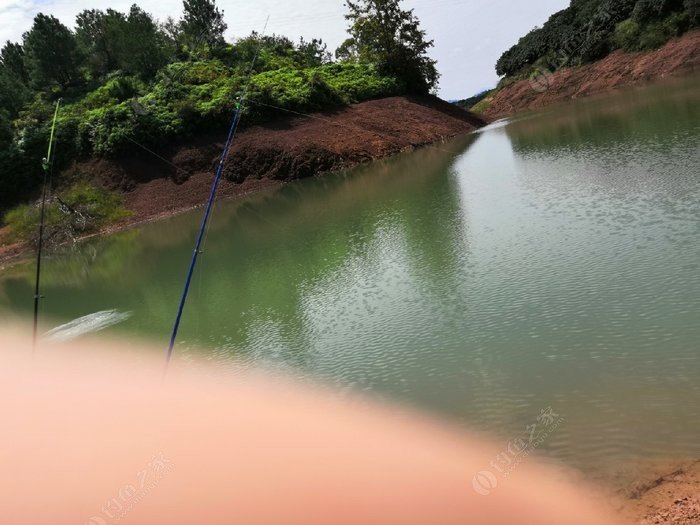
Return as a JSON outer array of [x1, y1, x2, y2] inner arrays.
[[32, 98, 61, 351]]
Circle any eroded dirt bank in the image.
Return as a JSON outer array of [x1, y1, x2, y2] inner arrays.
[[483, 30, 700, 119], [74, 95, 485, 226], [0, 96, 485, 263]]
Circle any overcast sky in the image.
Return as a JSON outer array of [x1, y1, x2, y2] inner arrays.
[[0, 0, 569, 99]]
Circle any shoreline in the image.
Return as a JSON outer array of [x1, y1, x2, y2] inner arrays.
[[602, 457, 700, 524], [481, 30, 700, 119], [0, 177, 286, 269], [0, 95, 486, 268]]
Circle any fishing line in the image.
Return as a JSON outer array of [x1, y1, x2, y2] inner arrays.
[[166, 17, 270, 368], [32, 98, 61, 352], [124, 135, 193, 178], [194, 16, 273, 314]]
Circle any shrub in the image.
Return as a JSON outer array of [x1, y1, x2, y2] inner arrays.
[[3, 182, 130, 245], [3, 200, 63, 244], [615, 19, 643, 50], [639, 22, 670, 48], [0, 145, 42, 212], [82, 76, 145, 109], [663, 10, 691, 34], [470, 96, 493, 114], [80, 103, 136, 155], [316, 63, 399, 103], [245, 63, 398, 122], [60, 182, 130, 226], [637, 11, 689, 49]]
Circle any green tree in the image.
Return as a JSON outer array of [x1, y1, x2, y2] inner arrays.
[[614, 18, 642, 49], [297, 38, 332, 67], [338, 0, 439, 94], [75, 9, 123, 77], [76, 6, 168, 79], [119, 5, 169, 78], [0, 41, 30, 134], [181, 0, 227, 51], [0, 67, 29, 117], [1, 41, 29, 84], [22, 14, 83, 89]]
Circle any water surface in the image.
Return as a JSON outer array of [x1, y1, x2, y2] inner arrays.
[[2, 76, 699, 474]]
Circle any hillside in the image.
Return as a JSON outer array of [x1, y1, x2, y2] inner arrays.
[[0, 0, 442, 234], [482, 29, 700, 119], [0, 53, 403, 213], [0, 95, 486, 262], [73, 95, 485, 223], [463, 0, 699, 117], [495, 0, 698, 80]]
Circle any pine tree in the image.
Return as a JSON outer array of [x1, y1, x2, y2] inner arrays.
[[181, 0, 227, 50], [23, 14, 82, 89], [0, 42, 29, 85]]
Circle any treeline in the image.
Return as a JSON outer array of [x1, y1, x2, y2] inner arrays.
[[0, 0, 439, 214], [454, 90, 491, 110], [496, 0, 699, 78]]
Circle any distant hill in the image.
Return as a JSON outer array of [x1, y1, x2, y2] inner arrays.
[[453, 90, 492, 110], [481, 30, 699, 119]]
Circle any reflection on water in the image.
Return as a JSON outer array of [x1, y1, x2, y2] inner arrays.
[[1, 76, 699, 473]]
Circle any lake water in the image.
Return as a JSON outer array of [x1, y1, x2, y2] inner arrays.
[[1, 76, 699, 475]]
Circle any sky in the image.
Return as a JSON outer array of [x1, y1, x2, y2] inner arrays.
[[0, 0, 569, 99]]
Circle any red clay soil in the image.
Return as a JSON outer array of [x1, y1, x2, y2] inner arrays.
[[484, 29, 700, 119], [0, 96, 485, 264], [114, 95, 485, 223]]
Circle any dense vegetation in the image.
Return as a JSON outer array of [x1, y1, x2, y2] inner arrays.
[[0, 0, 439, 229], [495, 0, 699, 79]]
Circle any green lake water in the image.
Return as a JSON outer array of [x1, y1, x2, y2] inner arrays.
[[1, 76, 699, 474]]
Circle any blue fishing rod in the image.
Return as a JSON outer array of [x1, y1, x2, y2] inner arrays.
[[33, 98, 61, 351], [165, 102, 243, 364], [166, 19, 268, 366]]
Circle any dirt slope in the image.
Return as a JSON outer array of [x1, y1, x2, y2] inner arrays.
[[73, 95, 484, 223], [0, 96, 485, 262], [483, 30, 700, 119]]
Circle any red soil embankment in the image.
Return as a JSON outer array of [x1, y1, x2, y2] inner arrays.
[[0, 96, 485, 263], [112, 96, 485, 223], [484, 30, 700, 119]]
